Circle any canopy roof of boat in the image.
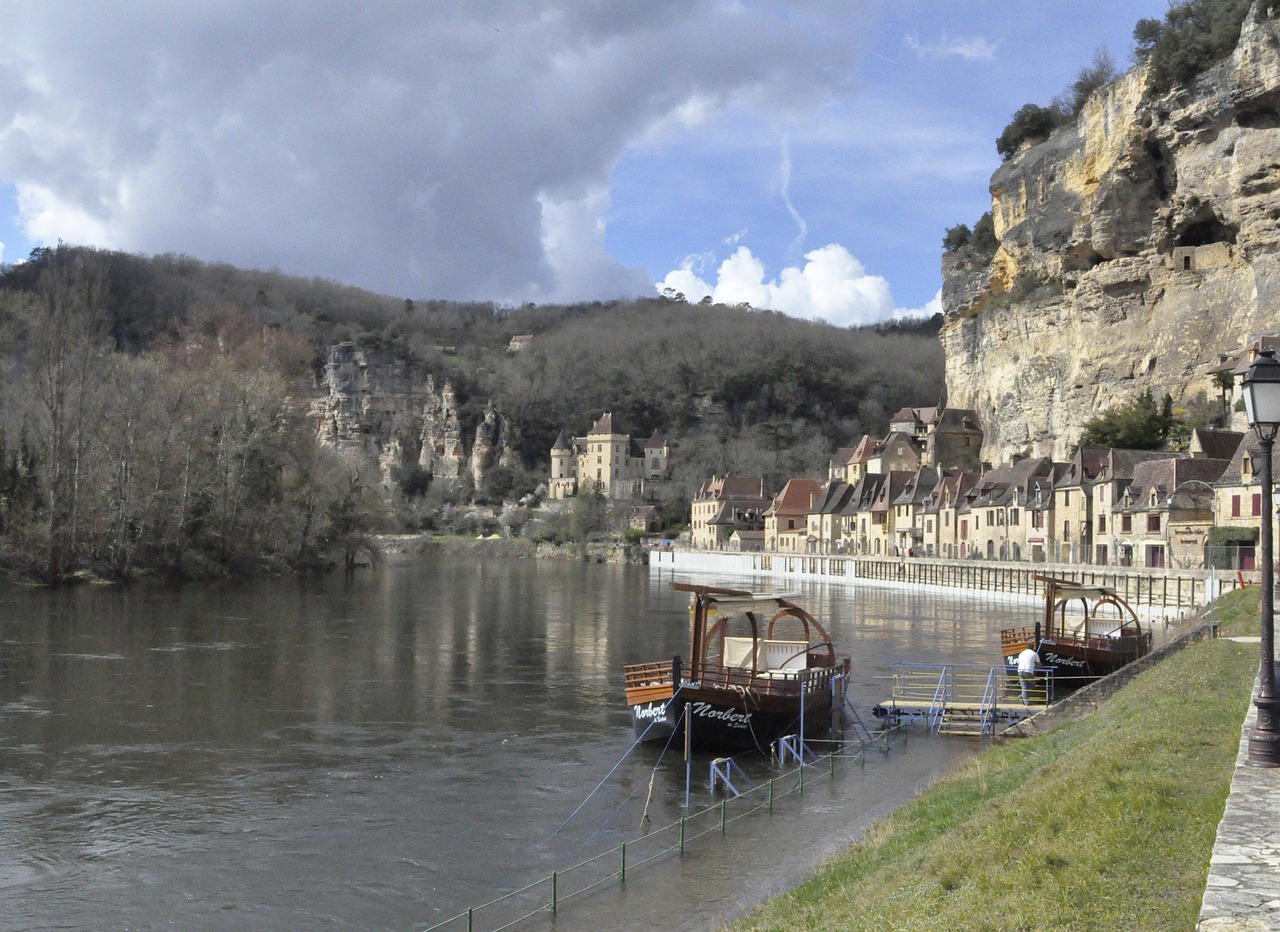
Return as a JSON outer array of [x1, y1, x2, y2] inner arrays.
[[672, 582, 804, 612], [1053, 585, 1116, 601]]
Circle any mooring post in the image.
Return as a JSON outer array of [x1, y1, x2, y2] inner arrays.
[[551, 871, 557, 915], [620, 843, 626, 882]]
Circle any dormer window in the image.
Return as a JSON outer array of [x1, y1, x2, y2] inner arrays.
[[1244, 454, 1253, 480]]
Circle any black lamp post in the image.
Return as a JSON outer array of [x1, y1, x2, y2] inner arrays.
[[1242, 347, 1280, 766]]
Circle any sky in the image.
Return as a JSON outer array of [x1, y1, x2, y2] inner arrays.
[[0, 1, 1173, 327]]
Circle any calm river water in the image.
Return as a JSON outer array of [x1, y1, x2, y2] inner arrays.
[[0, 553, 1093, 930]]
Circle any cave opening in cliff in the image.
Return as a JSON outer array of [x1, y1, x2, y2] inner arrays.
[[1176, 214, 1238, 247]]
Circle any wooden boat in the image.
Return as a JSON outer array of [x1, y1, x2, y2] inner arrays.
[[623, 583, 850, 752], [1000, 575, 1152, 686]]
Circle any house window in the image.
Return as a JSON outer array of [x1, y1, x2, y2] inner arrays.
[[1063, 520, 1070, 540], [1122, 514, 1132, 533], [1244, 455, 1253, 479], [1010, 509, 1020, 526], [1064, 491, 1070, 506], [1148, 544, 1166, 568], [1097, 514, 1106, 534], [960, 520, 968, 540], [1254, 493, 1263, 517], [1233, 494, 1242, 518], [1147, 514, 1161, 533], [788, 519, 795, 529]]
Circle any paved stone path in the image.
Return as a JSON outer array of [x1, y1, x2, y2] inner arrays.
[[1199, 660, 1280, 931]]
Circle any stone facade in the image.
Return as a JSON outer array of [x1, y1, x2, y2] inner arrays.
[[547, 413, 668, 501]]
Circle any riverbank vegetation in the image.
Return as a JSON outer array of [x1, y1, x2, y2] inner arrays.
[[736, 588, 1259, 931], [0, 245, 944, 582]]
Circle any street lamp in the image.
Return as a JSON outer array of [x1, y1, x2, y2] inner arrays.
[[1242, 347, 1280, 766]]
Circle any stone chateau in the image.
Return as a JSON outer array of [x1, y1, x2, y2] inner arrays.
[[693, 340, 1277, 572], [548, 413, 669, 501]]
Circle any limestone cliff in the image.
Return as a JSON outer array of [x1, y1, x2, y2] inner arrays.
[[312, 342, 515, 492], [942, 8, 1280, 463]]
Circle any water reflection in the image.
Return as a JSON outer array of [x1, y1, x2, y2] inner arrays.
[[0, 555, 1162, 929]]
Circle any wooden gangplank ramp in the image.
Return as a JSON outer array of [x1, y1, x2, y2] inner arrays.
[[872, 662, 1046, 736]]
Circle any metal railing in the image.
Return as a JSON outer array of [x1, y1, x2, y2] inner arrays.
[[420, 725, 910, 932]]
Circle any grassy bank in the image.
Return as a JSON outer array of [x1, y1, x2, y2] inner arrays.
[[736, 589, 1261, 931]]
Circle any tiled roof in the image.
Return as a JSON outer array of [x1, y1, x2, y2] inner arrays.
[[764, 477, 821, 516]]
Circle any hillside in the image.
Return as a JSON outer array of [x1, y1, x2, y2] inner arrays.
[[941, 2, 1280, 462], [0, 245, 943, 579]]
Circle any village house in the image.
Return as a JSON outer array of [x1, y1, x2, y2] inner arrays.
[[691, 475, 771, 550], [548, 413, 668, 501], [837, 472, 885, 553], [1211, 431, 1264, 570], [890, 466, 939, 556], [808, 480, 856, 554], [764, 478, 821, 552], [1115, 456, 1230, 569], [887, 405, 984, 472], [864, 471, 914, 556], [1087, 449, 1177, 565], [920, 471, 975, 558], [966, 457, 1056, 562], [1053, 447, 1108, 564]]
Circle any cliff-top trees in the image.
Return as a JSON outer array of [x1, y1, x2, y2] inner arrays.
[[1136, 0, 1264, 96]]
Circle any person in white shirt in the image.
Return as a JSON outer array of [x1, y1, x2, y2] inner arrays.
[[1017, 644, 1041, 703]]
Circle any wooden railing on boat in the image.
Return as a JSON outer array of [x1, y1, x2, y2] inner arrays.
[[623, 660, 676, 705], [1000, 625, 1153, 658], [623, 658, 837, 700]]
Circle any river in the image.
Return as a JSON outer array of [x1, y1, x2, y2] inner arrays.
[[0, 552, 1097, 930]]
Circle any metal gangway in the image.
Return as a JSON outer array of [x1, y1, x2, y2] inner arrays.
[[873, 662, 1050, 736]]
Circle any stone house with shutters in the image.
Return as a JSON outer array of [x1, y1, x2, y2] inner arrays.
[[1087, 449, 1179, 566], [1212, 431, 1264, 570], [1053, 447, 1108, 564], [1114, 456, 1230, 569], [838, 473, 886, 554]]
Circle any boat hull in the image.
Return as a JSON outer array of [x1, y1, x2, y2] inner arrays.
[[629, 685, 837, 752], [1001, 633, 1152, 683]]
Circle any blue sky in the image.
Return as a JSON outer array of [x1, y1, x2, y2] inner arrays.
[[0, 2, 1171, 324]]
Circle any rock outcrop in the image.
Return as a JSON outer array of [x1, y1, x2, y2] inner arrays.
[[942, 8, 1280, 463], [312, 342, 515, 492]]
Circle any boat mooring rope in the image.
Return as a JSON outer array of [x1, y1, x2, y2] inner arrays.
[[554, 684, 685, 836]]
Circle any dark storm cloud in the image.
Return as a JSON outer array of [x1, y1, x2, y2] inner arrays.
[[0, 1, 864, 302]]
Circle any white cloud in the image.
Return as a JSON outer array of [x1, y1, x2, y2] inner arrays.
[[893, 289, 943, 321], [658, 243, 916, 327], [903, 33, 998, 62], [0, 2, 869, 303]]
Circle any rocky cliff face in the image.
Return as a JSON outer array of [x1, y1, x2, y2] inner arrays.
[[312, 342, 515, 491], [942, 9, 1280, 463]]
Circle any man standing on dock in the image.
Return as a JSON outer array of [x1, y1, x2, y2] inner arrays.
[[1017, 643, 1041, 704]]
